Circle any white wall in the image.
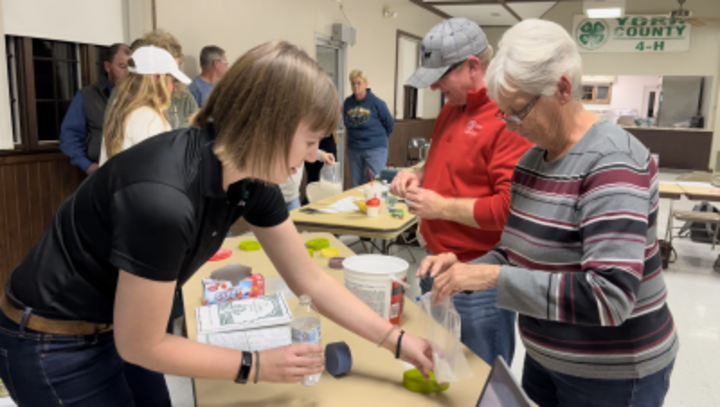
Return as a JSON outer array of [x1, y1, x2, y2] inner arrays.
[[2, 0, 126, 45], [155, 0, 442, 118], [483, 0, 720, 169], [584, 75, 661, 115]]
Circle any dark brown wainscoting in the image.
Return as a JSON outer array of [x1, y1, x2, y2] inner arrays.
[[624, 127, 713, 171], [342, 118, 436, 189], [0, 151, 84, 288]]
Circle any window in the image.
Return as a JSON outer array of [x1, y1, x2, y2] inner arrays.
[[581, 84, 612, 104], [32, 38, 80, 142], [4, 35, 108, 152]]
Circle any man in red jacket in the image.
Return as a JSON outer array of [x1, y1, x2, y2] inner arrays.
[[391, 18, 533, 365]]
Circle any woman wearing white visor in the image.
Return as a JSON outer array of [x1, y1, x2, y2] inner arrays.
[[100, 46, 192, 165]]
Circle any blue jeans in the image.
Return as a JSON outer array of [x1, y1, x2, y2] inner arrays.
[[286, 198, 301, 211], [0, 310, 171, 406], [522, 354, 674, 407], [348, 147, 388, 188], [420, 276, 516, 366]]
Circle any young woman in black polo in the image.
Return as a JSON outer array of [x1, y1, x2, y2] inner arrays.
[[0, 41, 433, 406]]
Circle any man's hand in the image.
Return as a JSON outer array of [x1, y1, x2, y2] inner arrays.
[[389, 170, 421, 198], [320, 152, 335, 167], [433, 263, 501, 305], [415, 252, 458, 279], [406, 187, 446, 220], [86, 163, 99, 175]]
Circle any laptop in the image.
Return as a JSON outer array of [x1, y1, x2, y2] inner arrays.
[[476, 356, 534, 407]]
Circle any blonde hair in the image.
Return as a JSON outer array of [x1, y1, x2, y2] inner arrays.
[[477, 45, 494, 67], [193, 41, 341, 180], [102, 71, 171, 159], [349, 70, 367, 83]]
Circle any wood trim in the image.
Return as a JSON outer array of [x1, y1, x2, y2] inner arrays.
[[540, 1, 561, 19], [19, 38, 39, 150], [498, 0, 522, 22], [151, 0, 157, 30], [0, 151, 67, 166], [394, 30, 424, 119], [425, 0, 498, 4], [408, 0, 452, 19]]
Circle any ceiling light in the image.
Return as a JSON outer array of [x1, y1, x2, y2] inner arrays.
[[584, 0, 625, 19], [586, 7, 623, 18]]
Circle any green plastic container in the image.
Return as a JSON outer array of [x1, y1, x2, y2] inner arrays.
[[239, 240, 262, 251], [402, 369, 450, 393], [306, 238, 330, 251]]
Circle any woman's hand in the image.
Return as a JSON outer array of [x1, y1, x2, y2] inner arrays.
[[320, 152, 335, 166], [433, 263, 501, 305], [257, 344, 325, 383], [416, 252, 458, 279], [381, 330, 433, 377]]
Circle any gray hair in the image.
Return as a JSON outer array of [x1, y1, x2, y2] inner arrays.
[[486, 19, 583, 101], [200, 45, 225, 68]]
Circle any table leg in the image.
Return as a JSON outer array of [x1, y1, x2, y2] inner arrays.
[[665, 199, 675, 244]]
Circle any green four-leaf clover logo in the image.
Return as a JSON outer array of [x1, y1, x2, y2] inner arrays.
[[576, 19, 609, 50]]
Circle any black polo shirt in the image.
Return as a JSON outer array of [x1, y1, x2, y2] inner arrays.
[[6, 126, 288, 323]]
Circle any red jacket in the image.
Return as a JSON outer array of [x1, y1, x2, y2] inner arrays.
[[420, 87, 533, 262]]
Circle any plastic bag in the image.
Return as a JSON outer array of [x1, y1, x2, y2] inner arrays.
[[418, 292, 474, 383], [320, 163, 342, 193]]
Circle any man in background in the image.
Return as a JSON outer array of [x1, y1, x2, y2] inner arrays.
[[391, 18, 533, 366], [59, 43, 130, 174], [189, 45, 227, 107]]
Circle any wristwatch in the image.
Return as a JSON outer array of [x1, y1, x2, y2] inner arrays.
[[234, 351, 253, 384]]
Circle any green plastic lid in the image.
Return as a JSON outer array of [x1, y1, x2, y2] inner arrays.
[[306, 238, 330, 250], [402, 369, 450, 393], [239, 240, 262, 251]]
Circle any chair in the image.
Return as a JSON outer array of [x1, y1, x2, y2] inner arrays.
[[672, 210, 720, 250], [407, 138, 429, 167], [305, 182, 341, 203]]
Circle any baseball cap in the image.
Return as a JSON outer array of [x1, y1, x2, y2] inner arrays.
[[406, 18, 488, 89], [129, 45, 191, 84]]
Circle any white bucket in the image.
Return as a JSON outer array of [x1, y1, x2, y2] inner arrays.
[[342, 255, 408, 325]]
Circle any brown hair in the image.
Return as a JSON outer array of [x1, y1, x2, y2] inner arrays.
[[103, 71, 171, 159], [194, 41, 341, 180]]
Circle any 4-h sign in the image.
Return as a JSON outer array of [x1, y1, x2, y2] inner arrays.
[[572, 15, 691, 53]]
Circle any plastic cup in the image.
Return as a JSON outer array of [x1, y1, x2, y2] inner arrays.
[[366, 206, 379, 217]]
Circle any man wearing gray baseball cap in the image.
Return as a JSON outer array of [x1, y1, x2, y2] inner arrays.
[[390, 18, 532, 366]]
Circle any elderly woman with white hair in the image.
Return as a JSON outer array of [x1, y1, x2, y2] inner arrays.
[[418, 19, 677, 406]]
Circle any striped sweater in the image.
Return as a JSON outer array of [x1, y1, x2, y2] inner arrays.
[[479, 119, 678, 379]]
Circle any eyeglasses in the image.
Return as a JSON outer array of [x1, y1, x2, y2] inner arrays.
[[495, 95, 541, 125], [439, 60, 466, 80]]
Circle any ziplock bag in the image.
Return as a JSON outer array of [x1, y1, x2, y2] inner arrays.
[[418, 292, 474, 383], [320, 162, 342, 186]]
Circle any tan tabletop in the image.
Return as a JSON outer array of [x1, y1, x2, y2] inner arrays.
[[659, 183, 684, 200], [679, 185, 720, 202], [183, 233, 491, 407], [290, 185, 418, 240]]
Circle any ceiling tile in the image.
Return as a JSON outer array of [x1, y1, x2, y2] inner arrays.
[[506, 2, 557, 20], [434, 4, 518, 26]]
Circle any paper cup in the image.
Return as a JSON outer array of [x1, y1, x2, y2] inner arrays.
[[364, 185, 383, 201]]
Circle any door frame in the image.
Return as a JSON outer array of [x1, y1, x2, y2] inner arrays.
[[315, 35, 347, 188]]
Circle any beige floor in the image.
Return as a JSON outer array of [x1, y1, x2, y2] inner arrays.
[[167, 171, 720, 407]]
